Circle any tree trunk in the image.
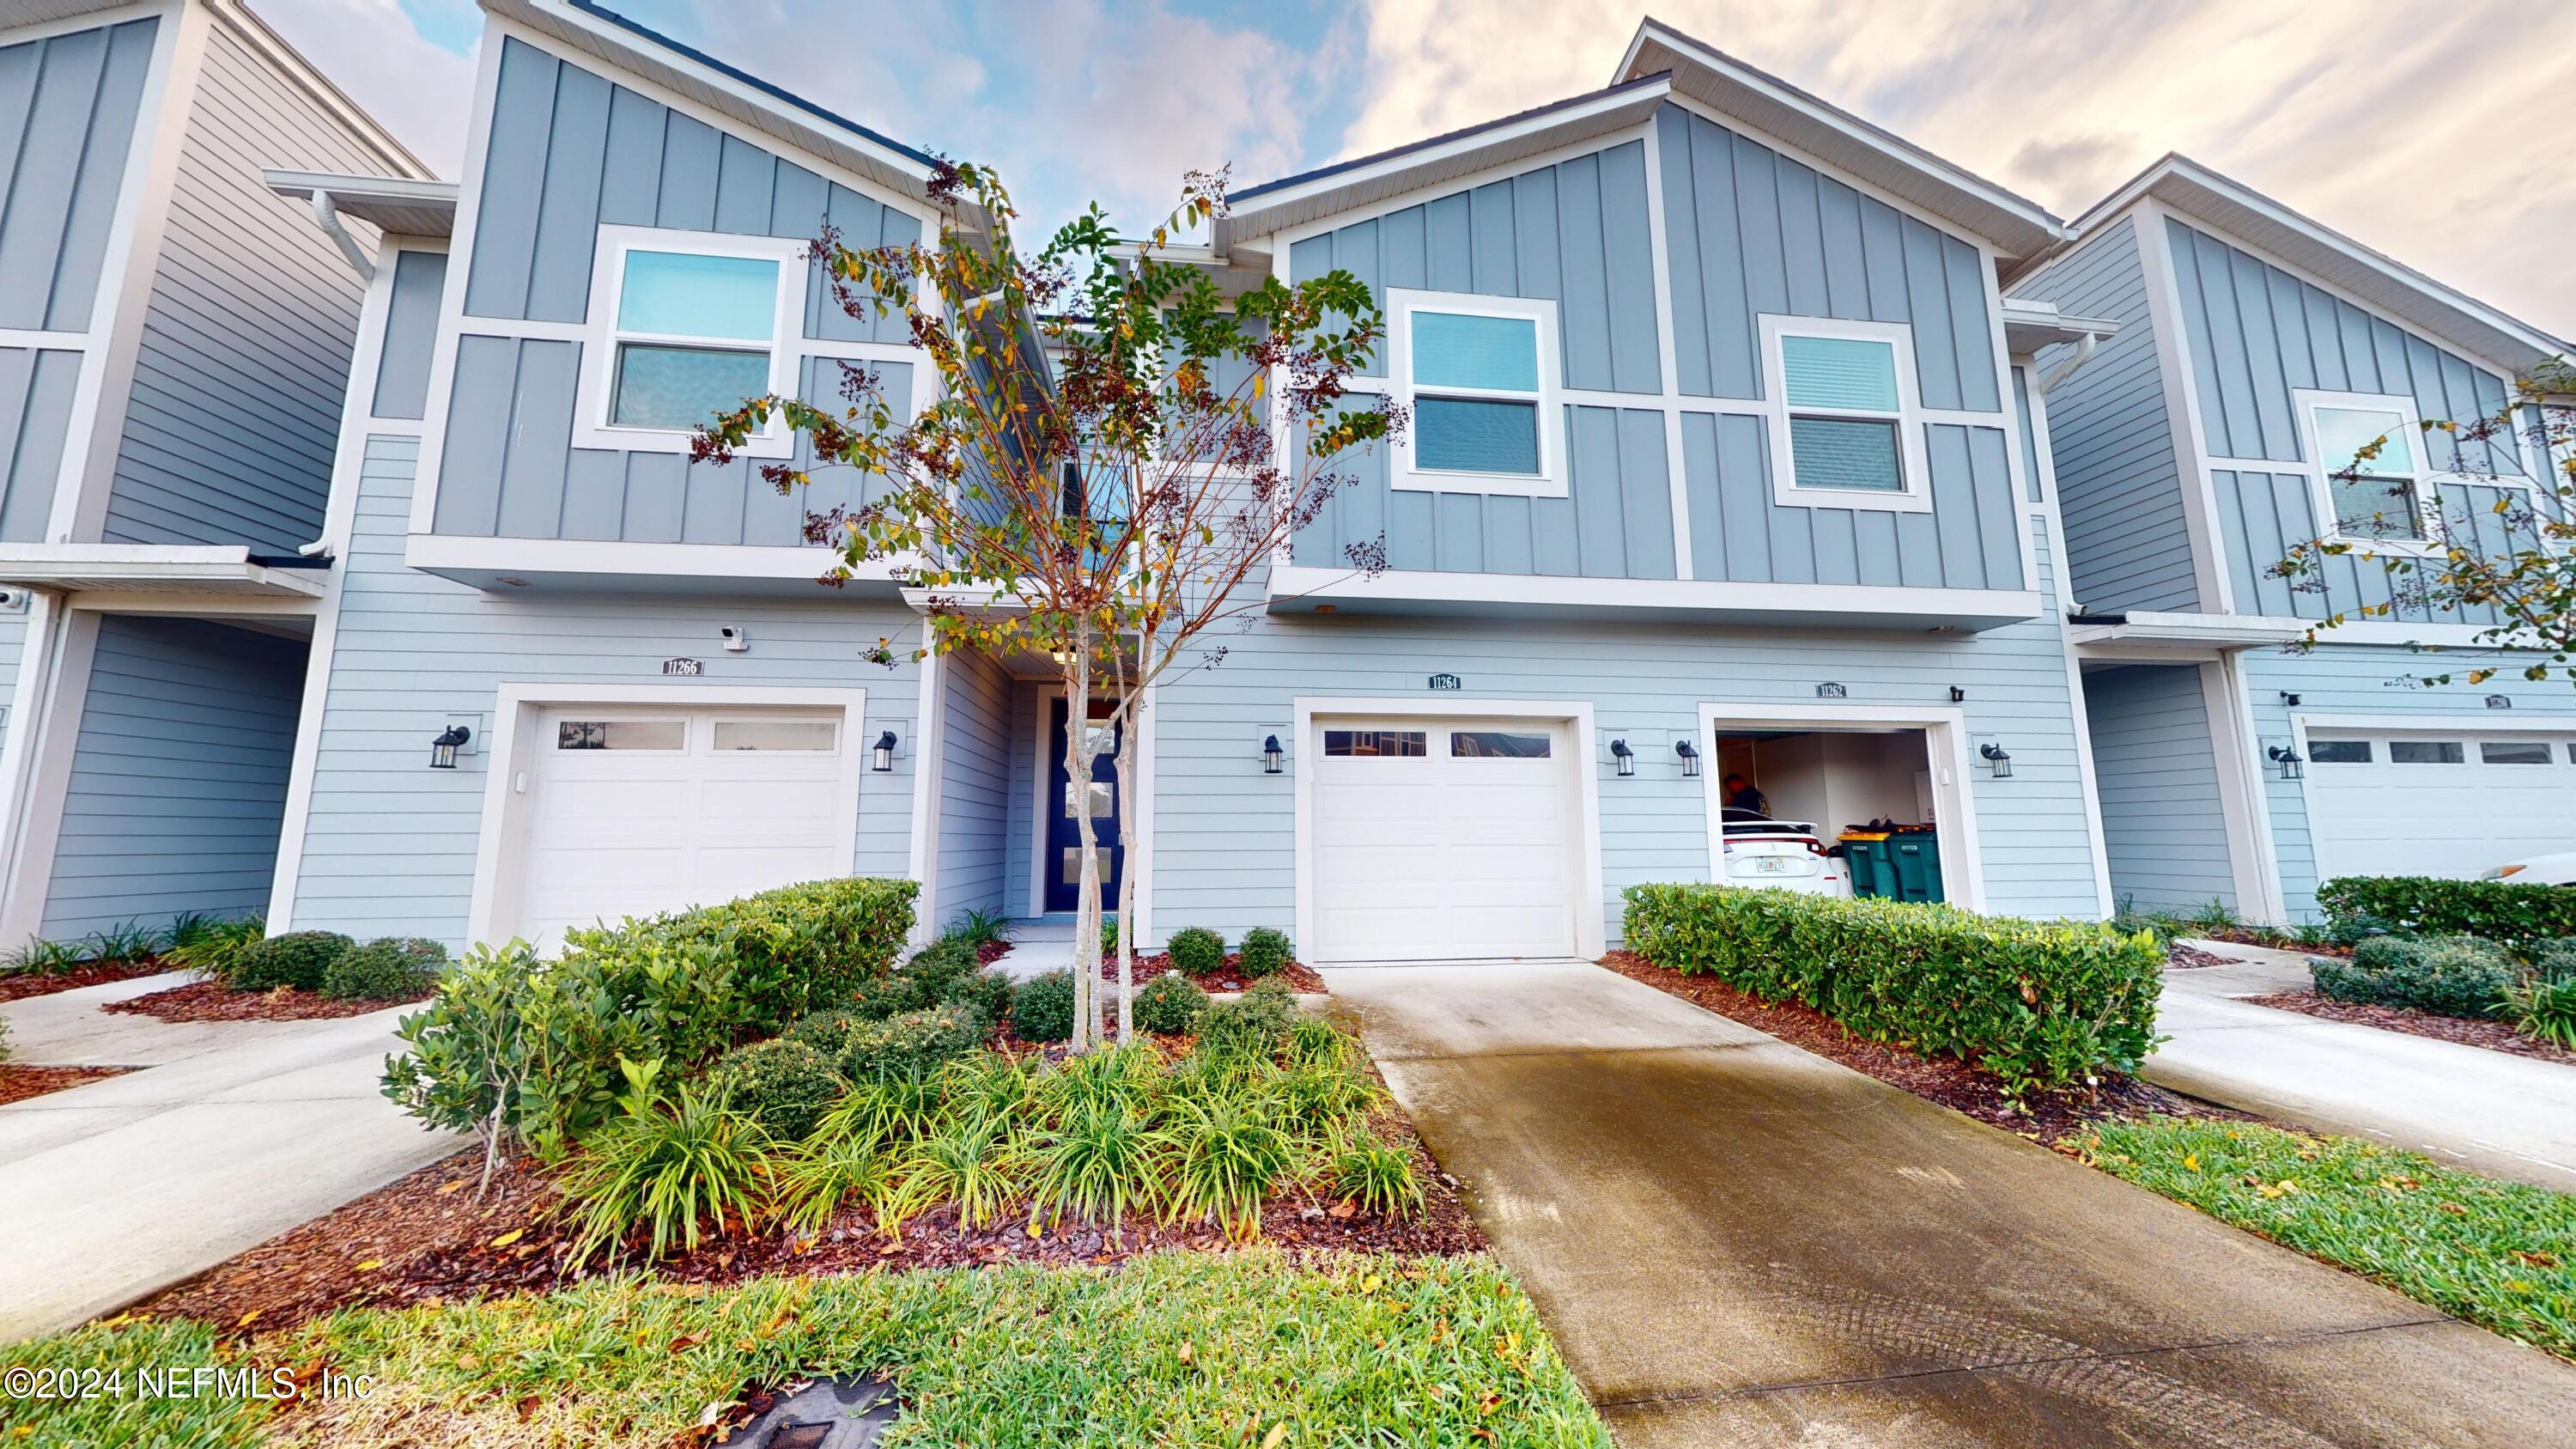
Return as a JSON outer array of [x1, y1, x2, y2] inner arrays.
[[1065, 635, 1098, 1051], [1113, 697, 1139, 1040]]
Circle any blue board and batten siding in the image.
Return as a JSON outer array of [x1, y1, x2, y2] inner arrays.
[[2009, 216, 2199, 613], [372, 250, 447, 420], [2081, 663, 2235, 914], [41, 616, 306, 938], [1289, 105, 2020, 593], [106, 19, 380, 555], [289, 435, 925, 947], [434, 38, 919, 545], [0, 18, 155, 541]]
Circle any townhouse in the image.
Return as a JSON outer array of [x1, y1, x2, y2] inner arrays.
[[0, 0, 427, 947], [2008, 158, 2576, 923]]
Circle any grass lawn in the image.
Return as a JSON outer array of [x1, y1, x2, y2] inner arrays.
[[6, 1250, 1610, 1448], [2075, 1117, 2574, 1360]]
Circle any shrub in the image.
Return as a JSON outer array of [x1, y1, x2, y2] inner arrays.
[[225, 930, 355, 992], [706, 1038, 848, 1141], [1620, 884, 2163, 1096], [902, 936, 980, 986], [2503, 973, 2576, 1051], [1165, 926, 1225, 977], [556, 1066, 772, 1265], [1195, 980, 1297, 1062], [2527, 938, 2576, 981], [320, 937, 447, 1001], [2317, 876, 2576, 946], [562, 876, 920, 1032], [2314, 935, 2518, 1019], [786, 1008, 867, 1062], [942, 968, 1015, 1027], [1133, 973, 1209, 1035], [1238, 927, 1292, 978], [1012, 970, 1078, 1043], [847, 971, 933, 1021], [841, 1003, 986, 1081]]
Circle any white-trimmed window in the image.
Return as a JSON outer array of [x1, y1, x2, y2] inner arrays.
[[2292, 389, 2437, 549], [577, 226, 809, 456], [1759, 315, 1931, 513], [1387, 289, 1564, 496]]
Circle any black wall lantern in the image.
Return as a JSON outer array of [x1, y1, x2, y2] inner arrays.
[[1674, 739, 1701, 777], [1979, 742, 2013, 779], [428, 725, 470, 770], [2267, 745, 2305, 780], [1610, 738, 1635, 777], [872, 730, 897, 772], [1261, 734, 1284, 774], [1948, 685, 1966, 703]]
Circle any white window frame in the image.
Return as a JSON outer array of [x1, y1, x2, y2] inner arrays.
[[1386, 288, 1566, 498], [2289, 388, 2445, 557], [574, 225, 811, 459], [1759, 314, 1933, 514]]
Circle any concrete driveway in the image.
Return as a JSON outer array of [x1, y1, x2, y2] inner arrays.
[[2148, 941, 2576, 1193], [1327, 959, 2576, 1447], [0, 972, 461, 1341]]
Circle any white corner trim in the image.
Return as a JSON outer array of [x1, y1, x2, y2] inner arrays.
[[1757, 314, 1935, 514], [2198, 657, 2283, 924], [1694, 700, 1985, 912], [463, 681, 871, 951], [1636, 113, 1694, 580], [0, 606, 101, 947], [1384, 288, 1567, 497], [2132, 200, 2235, 615], [1290, 695, 1607, 961], [2020, 378, 2113, 917], [904, 648, 945, 944]]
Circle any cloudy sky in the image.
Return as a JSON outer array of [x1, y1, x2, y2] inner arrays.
[[254, 0, 2575, 342]]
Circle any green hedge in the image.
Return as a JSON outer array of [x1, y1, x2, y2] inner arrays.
[[2317, 876, 2576, 946], [1620, 885, 2164, 1095], [385, 877, 915, 1148]]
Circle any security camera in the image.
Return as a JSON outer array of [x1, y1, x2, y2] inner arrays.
[[719, 626, 749, 653], [0, 588, 24, 612]]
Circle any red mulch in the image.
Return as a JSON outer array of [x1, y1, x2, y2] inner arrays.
[[2166, 942, 2244, 969], [2245, 990, 2576, 1067], [0, 1063, 133, 1105], [102, 981, 428, 1022], [973, 941, 1012, 966], [0, 959, 169, 1003], [1102, 951, 1331, 995], [2205, 927, 2348, 958], [1598, 951, 2245, 1142]]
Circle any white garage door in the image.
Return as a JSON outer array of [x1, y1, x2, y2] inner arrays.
[[513, 708, 854, 950], [2305, 728, 2576, 882], [1309, 717, 1581, 962]]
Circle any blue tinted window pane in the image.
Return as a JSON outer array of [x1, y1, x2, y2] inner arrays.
[[1412, 311, 1540, 392], [1789, 416, 1902, 490], [617, 251, 779, 341], [611, 344, 770, 429], [2316, 405, 2415, 476], [1417, 396, 1540, 474], [1782, 334, 1899, 411]]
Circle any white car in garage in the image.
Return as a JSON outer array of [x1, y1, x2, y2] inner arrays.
[[1719, 810, 1850, 897], [2487, 852, 2576, 887]]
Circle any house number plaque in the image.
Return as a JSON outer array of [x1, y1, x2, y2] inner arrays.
[[1427, 673, 1462, 691], [662, 657, 705, 676]]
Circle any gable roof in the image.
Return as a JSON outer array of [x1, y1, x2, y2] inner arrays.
[[482, 0, 948, 206], [2022, 153, 2570, 375]]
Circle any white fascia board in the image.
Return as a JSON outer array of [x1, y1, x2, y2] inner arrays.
[[404, 533, 912, 596], [0, 544, 328, 596], [2067, 612, 2309, 652], [263, 169, 459, 236], [1270, 564, 2041, 633], [2000, 298, 2119, 352]]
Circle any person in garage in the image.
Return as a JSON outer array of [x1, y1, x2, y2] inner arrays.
[[1722, 773, 1770, 819]]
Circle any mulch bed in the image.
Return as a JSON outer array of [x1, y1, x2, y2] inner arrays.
[[0, 959, 168, 1003], [2166, 942, 2244, 969], [0, 1063, 134, 1106], [2203, 927, 2348, 958], [1101, 951, 1332, 995], [2245, 990, 2576, 1067], [101, 981, 428, 1023], [1598, 951, 2245, 1142]]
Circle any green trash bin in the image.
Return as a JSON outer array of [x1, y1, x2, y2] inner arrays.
[[1887, 828, 1943, 904], [1838, 832, 1896, 899]]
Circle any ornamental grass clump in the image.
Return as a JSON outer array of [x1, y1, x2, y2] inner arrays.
[[2504, 973, 2576, 1051], [1332, 1136, 1424, 1220], [557, 1065, 771, 1266], [1620, 884, 2163, 1097]]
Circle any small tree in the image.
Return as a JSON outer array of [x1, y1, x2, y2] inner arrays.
[[2275, 360, 2576, 687], [697, 163, 1393, 1048]]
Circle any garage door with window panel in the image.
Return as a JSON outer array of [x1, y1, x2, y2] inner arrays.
[[513, 708, 854, 949], [2304, 728, 2576, 881], [1309, 717, 1578, 962]]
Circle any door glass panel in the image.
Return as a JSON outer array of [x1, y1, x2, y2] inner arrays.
[[711, 719, 836, 752], [2308, 740, 2372, 764], [1323, 729, 1426, 758], [1064, 781, 1115, 818], [1060, 847, 1108, 880], [2387, 740, 2464, 764], [556, 720, 683, 751], [2478, 741, 2554, 764], [1451, 730, 1552, 758]]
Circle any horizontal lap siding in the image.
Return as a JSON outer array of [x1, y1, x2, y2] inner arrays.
[[2240, 648, 2576, 920], [0, 347, 79, 540], [291, 435, 926, 948], [41, 615, 304, 938], [2081, 664, 2234, 913], [106, 21, 377, 553], [0, 18, 154, 332], [935, 648, 1012, 923], [2007, 215, 2197, 613]]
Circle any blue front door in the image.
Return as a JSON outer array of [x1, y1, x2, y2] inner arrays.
[[1044, 697, 1121, 914]]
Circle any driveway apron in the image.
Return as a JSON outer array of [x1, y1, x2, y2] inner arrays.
[[1326, 959, 2576, 1448]]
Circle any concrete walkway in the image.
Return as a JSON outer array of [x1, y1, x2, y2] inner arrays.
[[1326, 959, 2576, 1448], [0, 972, 461, 1342], [2149, 941, 2576, 1192]]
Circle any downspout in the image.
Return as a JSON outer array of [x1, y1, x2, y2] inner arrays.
[[2032, 332, 2097, 396], [307, 189, 374, 282]]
